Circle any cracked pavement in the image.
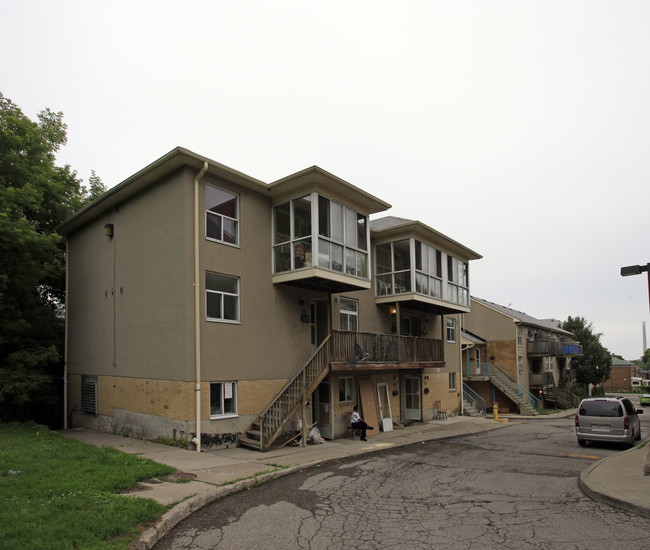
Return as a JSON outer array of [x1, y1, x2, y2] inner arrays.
[[155, 419, 650, 549]]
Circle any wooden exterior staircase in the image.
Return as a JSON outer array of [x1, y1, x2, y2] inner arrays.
[[239, 336, 332, 452]]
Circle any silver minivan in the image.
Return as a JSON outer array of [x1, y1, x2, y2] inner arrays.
[[575, 397, 643, 447]]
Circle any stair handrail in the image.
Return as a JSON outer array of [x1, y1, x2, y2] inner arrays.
[[465, 362, 539, 411], [489, 363, 539, 411], [463, 383, 486, 415], [256, 335, 332, 450]]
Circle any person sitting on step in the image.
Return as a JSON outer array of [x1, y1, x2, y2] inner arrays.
[[350, 405, 374, 441]]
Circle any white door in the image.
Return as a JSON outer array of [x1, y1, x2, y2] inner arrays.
[[377, 382, 393, 432], [405, 376, 421, 420]]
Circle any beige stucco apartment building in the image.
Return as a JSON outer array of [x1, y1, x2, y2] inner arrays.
[[463, 297, 582, 414], [59, 148, 481, 451]]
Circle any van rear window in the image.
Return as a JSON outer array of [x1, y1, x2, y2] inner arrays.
[[579, 401, 623, 417]]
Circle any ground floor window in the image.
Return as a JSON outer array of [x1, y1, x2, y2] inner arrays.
[[339, 376, 354, 402], [210, 382, 237, 418], [449, 372, 457, 391]]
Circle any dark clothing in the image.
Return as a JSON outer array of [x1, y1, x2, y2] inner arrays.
[[351, 421, 368, 440]]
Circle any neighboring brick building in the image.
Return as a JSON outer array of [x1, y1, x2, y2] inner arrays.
[[601, 358, 643, 392]]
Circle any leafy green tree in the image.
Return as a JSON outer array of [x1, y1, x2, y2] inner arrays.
[[561, 316, 612, 386], [0, 93, 100, 423]]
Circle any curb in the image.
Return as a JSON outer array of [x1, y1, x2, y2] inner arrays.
[[578, 443, 650, 520], [132, 421, 509, 548]]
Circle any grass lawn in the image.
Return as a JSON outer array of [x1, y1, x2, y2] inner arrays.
[[0, 422, 176, 550]]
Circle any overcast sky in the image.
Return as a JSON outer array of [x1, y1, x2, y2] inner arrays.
[[2, 1, 649, 360]]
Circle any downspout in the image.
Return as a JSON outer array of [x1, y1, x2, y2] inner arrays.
[[459, 314, 464, 416], [192, 161, 209, 452], [63, 240, 69, 429]]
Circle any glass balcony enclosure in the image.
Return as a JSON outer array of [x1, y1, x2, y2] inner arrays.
[[273, 193, 370, 284], [375, 238, 470, 308]]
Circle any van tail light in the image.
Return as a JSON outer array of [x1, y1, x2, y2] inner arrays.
[[575, 415, 579, 427], [624, 417, 630, 430]]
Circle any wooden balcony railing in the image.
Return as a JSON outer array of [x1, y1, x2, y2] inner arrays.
[[331, 330, 443, 363]]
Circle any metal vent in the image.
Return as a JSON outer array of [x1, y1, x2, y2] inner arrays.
[[82, 380, 97, 415]]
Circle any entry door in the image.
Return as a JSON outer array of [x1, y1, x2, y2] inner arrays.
[[376, 383, 393, 432], [314, 382, 332, 439], [475, 349, 481, 375], [405, 376, 421, 420]]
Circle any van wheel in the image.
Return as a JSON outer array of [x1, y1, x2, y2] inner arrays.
[[635, 428, 641, 441], [578, 439, 586, 446], [627, 432, 635, 448]]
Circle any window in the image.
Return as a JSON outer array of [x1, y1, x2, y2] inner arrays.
[[449, 372, 457, 391], [518, 356, 523, 374], [210, 382, 237, 417], [273, 194, 369, 279], [415, 240, 443, 299], [375, 240, 411, 295], [517, 326, 522, 347], [317, 196, 368, 278], [339, 377, 354, 402], [446, 318, 456, 342], [339, 297, 358, 331], [447, 255, 469, 306], [206, 185, 238, 245], [206, 272, 239, 322]]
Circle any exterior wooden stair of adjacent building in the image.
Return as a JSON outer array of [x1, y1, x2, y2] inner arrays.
[[463, 363, 539, 416]]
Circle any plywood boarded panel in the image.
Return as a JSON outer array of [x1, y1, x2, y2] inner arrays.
[[357, 378, 380, 437]]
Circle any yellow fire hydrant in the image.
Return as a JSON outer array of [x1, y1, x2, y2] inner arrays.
[[493, 402, 508, 423]]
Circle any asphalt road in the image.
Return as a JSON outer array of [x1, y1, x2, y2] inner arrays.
[[155, 412, 650, 550]]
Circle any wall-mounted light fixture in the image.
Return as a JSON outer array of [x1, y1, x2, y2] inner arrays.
[[390, 306, 397, 315], [301, 310, 310, 323], [104, 223, 114, 238]]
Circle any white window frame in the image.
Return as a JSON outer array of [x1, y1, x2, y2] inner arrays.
[[517, 326, 522, 347], [205, 184, 239, 246], [446, 255, 469, 306], [446, 318, 456, 342], [449, 371, 457, 391], [339, 297, 359, 331], [210, 381, 238, 418], [206, 272, 240, 323], [518, 356, 523, 374], [339, 376, 354, 403]]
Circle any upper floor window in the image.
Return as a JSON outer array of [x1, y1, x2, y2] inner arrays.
[[273, 194, 368, 279], [317, 196, 368, 278], [415, 241, 442, 299], [206, 272, 239, 322], [206, 185, 238, 245], [376, 239, 411, 295], [447, 255, 469, 306], [517, 326, 522, 347], [446, 318, 456, 342], [339, 297, 359, 331]]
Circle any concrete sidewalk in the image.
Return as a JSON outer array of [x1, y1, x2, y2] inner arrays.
[[60, 412, 650, 549]]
